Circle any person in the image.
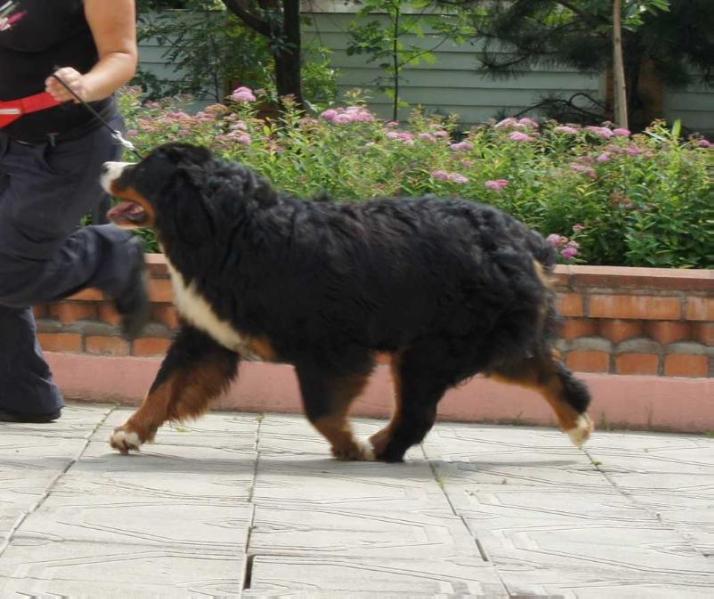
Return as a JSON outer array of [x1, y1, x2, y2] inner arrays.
[[0, 0, 148, 423]]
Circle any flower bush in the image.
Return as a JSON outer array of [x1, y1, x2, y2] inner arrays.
[[118, 87, 713, 268]]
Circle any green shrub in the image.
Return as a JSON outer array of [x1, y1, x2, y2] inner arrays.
[[118, 88, 713, 268]]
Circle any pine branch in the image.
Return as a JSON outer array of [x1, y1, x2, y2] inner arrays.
[[556, 0, 609, 26]]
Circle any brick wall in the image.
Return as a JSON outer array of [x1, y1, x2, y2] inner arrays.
[[552, 266, 713, 378], [34, 256, 714, 379]]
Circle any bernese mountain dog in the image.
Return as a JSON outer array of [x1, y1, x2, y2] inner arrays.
[[101, 142, 592, 462]]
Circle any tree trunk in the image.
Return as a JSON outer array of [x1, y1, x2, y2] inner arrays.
[[274, 0, 303, 107], [612, 0, 629, 128], [222, 0, 304, 109]]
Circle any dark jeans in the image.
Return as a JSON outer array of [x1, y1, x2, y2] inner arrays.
[[0, 117, 136, 416]]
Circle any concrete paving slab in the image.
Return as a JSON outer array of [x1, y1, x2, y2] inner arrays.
[[250, 504, 477, 559], [1, 405, 713, 597], [0, 539, 244, 598], [244, 555, 506, 598]]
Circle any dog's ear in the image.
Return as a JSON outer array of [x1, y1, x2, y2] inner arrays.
[[168, 170, 215, 245]]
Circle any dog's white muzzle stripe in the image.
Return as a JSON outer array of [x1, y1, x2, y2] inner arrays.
[[100, 161, 133, 194]]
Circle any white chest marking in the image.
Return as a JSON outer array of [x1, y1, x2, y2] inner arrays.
[[165, 259, 246, 352]]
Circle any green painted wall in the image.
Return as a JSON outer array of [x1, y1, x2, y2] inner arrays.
[[137, 7, 714, 133]]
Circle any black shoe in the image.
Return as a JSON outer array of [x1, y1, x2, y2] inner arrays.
[[0, 408, 62, 423], [115, 238, 150, 340]]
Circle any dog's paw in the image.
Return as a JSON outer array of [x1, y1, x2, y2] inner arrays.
[[566, 414, 594, 448], [368, 428, 390, 456], [110, 427, 143, 454], [331, 439, 375, 461]]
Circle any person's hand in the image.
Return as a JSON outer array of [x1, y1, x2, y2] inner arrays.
[[45, 67, 89, 103]]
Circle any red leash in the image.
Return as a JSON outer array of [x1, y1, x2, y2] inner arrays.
[[0, 91, 60, 128], [0, 75, 142, 158]]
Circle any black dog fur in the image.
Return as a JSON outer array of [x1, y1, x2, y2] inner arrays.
[[105, 143, 592, 462]]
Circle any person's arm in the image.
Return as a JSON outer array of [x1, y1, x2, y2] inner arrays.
[[44, 0, 137, 103]]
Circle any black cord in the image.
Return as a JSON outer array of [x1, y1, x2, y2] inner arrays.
[[50, 70, 144, 160]]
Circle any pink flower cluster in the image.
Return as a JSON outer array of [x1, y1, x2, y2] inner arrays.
[[546, 233, 580, 261], [509, 131, 535, 142], [386, 130, 415, 145], [431, 170, 469, 184], [586, 126, 615, 139], [484, 179, 509, 191], [570, 163, 597, 179], [216, 130, 252, 146], [321, 106, 375, 124], [495, 117, 539, 131], [553, 125, 580, 135], [230, 86, 256, 103], [450, 140, 474, 151]]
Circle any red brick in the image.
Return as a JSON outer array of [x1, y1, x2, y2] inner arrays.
[[664, 354, 708, 378], [599, 319, 643, 343], [615, 353, 659, 375], [149, 279, 174, 303], [565, 350, 610, 373], [49, 302, 97, 324], [152, 304, 180, 329], [561, 319, 598, 340], [686, 297, 714, 321], [565, 265, 714, 292], [644, 321, 691, 345], [693, 322, 714, 346], [557, 293, 584, 317], [85, 336, 130, 356], [146, 254, 170, 277], [97, 303, 122, 326], [588, 294, 681, 320], [132, 337, 172, 357], [68, 288, 104, 301], [38, 333, 82, 353]]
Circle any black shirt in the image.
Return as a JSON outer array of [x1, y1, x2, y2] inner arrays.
[[0, 0, 113, 142]]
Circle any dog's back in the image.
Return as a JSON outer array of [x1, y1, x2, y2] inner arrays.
[[228, 194, 558, 377]]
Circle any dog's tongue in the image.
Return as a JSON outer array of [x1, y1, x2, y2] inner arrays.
[[107, 201, 145, 223]]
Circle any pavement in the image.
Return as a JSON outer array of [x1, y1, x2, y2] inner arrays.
[[0, 405, 713, 598]]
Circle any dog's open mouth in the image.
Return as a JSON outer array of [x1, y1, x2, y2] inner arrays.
[[107, 201, 150, 227]]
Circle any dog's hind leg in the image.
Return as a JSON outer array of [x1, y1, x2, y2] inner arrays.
[[110, 325, 239, 453], [491, 356, 593, 447], [295, 357, 376, 461], [370, 349, 455, 463]]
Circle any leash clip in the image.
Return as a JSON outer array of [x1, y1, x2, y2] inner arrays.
[[111, 130, 138, 154], [51, 70, 144, 159]]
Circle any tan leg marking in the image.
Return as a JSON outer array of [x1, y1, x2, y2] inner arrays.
[[109, 361, 234, 454], [312, 372, 374, 461], [369, 353, 403, 456], [490, 367, 593, 448]]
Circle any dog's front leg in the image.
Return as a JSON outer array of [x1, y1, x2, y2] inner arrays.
[[110, 324, 240, 453]]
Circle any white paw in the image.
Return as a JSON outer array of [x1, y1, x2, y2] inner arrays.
[[110, 428, 142, 454], [360, 441, 376, 462], [332, 439, 376, 461], [567, 414, 594, 448]]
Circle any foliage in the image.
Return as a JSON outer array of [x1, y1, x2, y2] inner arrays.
[[436, 0, 713, 128], [136, 4, 270, 102], [134, 0, 337, 109], [347, 0, 473, 121], [117, 87, 713, 268]]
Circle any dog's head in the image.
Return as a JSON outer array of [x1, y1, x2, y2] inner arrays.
[[101, 142, 219, 244]]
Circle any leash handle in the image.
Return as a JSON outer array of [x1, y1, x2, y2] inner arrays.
[[50, 70, 143, 159]]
